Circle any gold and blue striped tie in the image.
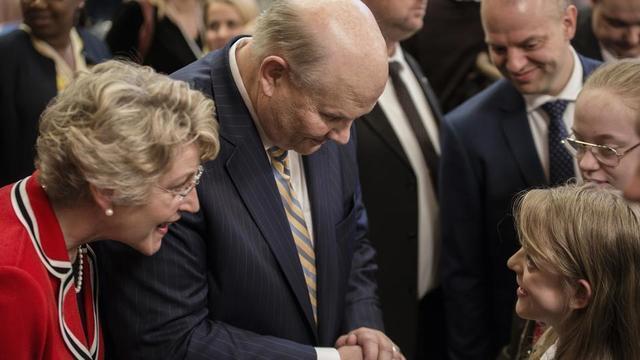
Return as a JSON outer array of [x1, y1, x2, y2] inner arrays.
[[268, 146, 317, 322]]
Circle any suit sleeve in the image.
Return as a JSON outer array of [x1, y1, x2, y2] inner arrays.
[[0, 267, 49, 359], [342, 130, 385, 332], [97, 209, 317, 360], [439, 117, 491, 359]]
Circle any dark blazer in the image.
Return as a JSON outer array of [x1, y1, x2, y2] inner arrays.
[[439, 55, 600, 360], [0, 29, 110, 187], [356, 52, 444, 360], [572, 7, 604, 61], [97, 38, 384, 359]]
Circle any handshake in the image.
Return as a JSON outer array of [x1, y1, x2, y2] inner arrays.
[[336, 327, 406, 360]]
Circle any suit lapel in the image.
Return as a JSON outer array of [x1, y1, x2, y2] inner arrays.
[[210, 47, 319, 338], [499, 84, 547, 186], [360, 104, 411, 167], [303, 145, 339, 343]]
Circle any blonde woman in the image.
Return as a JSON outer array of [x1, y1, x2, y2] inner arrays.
[[508, 184, 640, 359], [203, 0, 259, 51], [0, 60, 219, 360]]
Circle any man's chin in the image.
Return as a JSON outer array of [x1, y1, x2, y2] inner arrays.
[[294, 141, 325, 155]]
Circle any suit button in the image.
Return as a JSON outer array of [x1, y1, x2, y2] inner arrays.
[[406, 180, 416, 190], [407, 232, 417, 240]]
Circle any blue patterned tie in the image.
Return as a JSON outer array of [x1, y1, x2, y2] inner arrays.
[[541, 100, 574, 185], [268, 147, 317, 323]]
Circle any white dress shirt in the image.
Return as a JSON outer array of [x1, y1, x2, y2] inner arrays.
[[229, 38, 337, 360], [523, 47, 583, 182], [378, 44, 440, 297]]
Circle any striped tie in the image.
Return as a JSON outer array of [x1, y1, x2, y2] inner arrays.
[[268, 146, 317, 322]]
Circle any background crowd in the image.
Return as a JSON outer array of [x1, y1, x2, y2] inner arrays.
[[1, 0, 640, 359]]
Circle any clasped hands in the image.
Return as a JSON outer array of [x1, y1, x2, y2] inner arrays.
[[335, 327, 405, 360]]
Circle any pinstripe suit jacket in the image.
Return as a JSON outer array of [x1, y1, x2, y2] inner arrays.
[[97, 38, 384, 360]]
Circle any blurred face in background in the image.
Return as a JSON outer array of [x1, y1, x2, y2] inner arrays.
[[592, 0, 640, 59], [363, 0, 428, 43], [21, 0, 83, 44], [205, 1, 244, 51]]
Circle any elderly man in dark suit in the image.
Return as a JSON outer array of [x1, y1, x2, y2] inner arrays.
[[572, 0, 640, 62], [96, 1, 405, 360], [356, 0, 445, 359], [439, 0, 600, 358]]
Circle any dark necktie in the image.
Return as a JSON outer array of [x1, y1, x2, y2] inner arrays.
[[388, 61, 440, 191], [541, 100, 574, 186]]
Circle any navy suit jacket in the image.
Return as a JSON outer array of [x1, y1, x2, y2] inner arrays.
[[97, 39, 383, 360], [439, 55, 600, 360]]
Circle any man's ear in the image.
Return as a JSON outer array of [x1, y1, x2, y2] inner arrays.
[[88, 184, 114, 214], [570, 279, 592, 310], [563, 4, 578, 40], [259, 55, 289, 97]]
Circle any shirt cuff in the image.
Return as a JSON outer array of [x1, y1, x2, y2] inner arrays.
[[315, 347, 340, 360]]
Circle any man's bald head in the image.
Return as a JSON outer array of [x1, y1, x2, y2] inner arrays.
[[251, 0, 387, 89]]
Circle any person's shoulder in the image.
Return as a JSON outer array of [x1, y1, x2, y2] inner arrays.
[[171, 50, 225, 93], [579, 54, 603, 75], [0, 29, 30, 52], [446, 79, 515, 126]]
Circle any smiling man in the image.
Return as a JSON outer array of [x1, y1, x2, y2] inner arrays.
[[438, 0, 600, 358], [96, 1, 402, 360]]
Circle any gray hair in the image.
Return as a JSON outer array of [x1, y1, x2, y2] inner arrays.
[[36, 60, 220, 206]]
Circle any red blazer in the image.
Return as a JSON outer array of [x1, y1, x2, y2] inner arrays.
[[0, 174, 103, 359]]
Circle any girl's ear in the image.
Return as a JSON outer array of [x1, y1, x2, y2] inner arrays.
[[570, 279, 592, 310]]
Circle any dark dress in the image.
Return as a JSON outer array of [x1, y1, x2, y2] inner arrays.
[[106, 1, 202, 74], [0, 29, 110, 187]]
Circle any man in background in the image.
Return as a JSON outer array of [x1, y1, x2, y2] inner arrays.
[[356, 0, 445, 358], [573, 0, 640, 61]]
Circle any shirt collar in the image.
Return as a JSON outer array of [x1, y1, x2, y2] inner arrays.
[[388, 43, 408, 67], [523, 47, 583, 112], [228, 37, 273, 151]]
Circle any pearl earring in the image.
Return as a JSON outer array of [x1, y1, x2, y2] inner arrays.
[[105, 208, 114, 217]]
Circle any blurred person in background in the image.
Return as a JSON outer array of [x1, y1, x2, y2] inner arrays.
[[203, 0, 258, 52], [573, 0, 640, 62], [0, 60, 219, 360], [0, 0, 111, 187], [106, 0, 204, 74]]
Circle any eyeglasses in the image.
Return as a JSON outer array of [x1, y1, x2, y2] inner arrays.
[[156, 165, 204, 201], [562, 137, 640, 167]]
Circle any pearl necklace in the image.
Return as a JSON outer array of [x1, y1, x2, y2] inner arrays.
[[74, 245, 87, 293]]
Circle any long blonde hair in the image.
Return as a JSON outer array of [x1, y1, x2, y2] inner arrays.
[[515, 184, 640, 360]]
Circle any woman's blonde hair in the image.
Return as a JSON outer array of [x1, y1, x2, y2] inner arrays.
[[36, 60, 219, 206], [515, 183, 640, 360]]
